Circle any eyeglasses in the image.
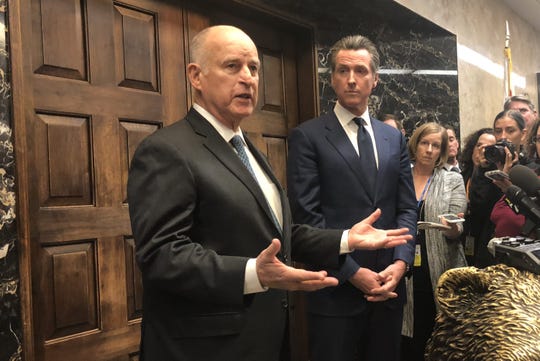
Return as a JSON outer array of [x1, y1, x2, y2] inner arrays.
[[532, 136, 540, 144]]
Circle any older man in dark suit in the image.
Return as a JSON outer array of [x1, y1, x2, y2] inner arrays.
[[287, 35, 417, 361], [127, 25, 412, 361]]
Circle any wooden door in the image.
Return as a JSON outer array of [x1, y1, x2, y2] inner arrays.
[[19, 0, 185, 359], [11, 0, 317, 360]]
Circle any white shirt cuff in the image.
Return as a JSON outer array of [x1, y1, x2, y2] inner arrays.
[[244, 258, 269, 294], [340, 230, 351, 254]]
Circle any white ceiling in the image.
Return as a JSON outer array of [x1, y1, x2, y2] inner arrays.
[[503, 0, 540, 32]]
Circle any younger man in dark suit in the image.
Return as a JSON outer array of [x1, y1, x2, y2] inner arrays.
[[287, 34, 417, 361]]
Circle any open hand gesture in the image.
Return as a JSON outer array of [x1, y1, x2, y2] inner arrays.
[[256, 239, 339, 291], [348, 209, 412, 250]]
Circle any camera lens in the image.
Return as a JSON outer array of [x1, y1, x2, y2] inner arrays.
[[484, 140, 516, 164], [484, 144, 506, 164]]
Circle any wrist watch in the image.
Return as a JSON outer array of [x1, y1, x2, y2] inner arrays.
[[404, 262, 412, 276]]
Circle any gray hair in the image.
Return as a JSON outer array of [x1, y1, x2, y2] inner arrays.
[[504, 94, 536, 112]]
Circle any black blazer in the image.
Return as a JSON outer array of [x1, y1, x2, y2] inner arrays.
[[127, 108, 343, 361]]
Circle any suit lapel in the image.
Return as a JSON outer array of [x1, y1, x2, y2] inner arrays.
[[187, 109, 283, 236], [324, 114, 376, 202]]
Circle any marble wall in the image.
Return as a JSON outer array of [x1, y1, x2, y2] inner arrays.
[[0, 1, 22, 360], [253, 0, 460, 137]]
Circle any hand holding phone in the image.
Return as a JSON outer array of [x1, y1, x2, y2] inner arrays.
[[485, 170, 510, 181]]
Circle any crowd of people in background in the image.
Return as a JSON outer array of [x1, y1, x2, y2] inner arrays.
[[387, 97, 539, 360]]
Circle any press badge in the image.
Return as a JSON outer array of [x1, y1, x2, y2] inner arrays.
[[414, 244, 421, 267]]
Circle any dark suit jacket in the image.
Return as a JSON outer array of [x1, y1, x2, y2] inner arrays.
[[287, 112, 417, 316], [127, 108, 343, 361]]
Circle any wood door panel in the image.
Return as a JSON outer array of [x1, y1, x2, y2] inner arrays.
[[113, 4, 159, 91], [260, 51, 284, 112], [41, 241, 98, 340], [34, 112, 92, 207], [32, 0, 87, 80]]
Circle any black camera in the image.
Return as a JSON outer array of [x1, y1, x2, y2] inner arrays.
[[484, 139, 516, 164]]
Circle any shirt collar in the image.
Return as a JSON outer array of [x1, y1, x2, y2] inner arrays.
[[334, 102, 371, 128], [193, 103, 244, 143]]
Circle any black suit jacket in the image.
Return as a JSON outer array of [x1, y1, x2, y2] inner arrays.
[[127, 108, 343, 361], [287, 112, 417, 315]]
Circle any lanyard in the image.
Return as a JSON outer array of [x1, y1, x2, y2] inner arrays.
[[417, 174, 433, 209]]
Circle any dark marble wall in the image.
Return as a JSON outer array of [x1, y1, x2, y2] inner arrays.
[[254, 0, 460, 138], [0, 1, 22, 360]]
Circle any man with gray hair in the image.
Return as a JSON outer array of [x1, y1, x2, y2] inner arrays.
[[504, 94, 538, 130]]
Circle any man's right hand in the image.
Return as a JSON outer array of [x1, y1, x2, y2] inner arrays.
[[256, 239, 338, 291]]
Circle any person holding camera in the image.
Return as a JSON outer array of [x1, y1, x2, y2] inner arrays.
[[467, 110, 529, 267], [490, 115, 540, 239]]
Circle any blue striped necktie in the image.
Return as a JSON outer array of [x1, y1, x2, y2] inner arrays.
[[230, 135, 257, 179]]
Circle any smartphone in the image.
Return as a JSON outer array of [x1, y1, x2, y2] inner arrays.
[[485, 170, 510, 181], [438, 214, 465, 223]]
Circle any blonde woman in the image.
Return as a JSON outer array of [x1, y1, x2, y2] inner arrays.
[[402, 122, 467, 361]]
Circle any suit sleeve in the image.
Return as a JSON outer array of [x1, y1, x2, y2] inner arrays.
[[127, 134, 247, 306]]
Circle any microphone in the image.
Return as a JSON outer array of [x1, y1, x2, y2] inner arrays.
[[508, 165, 540, 197], [505, 185, 540, 226]]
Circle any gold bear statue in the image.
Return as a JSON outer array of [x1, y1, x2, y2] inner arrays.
[[426, 264, 540, 360]]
